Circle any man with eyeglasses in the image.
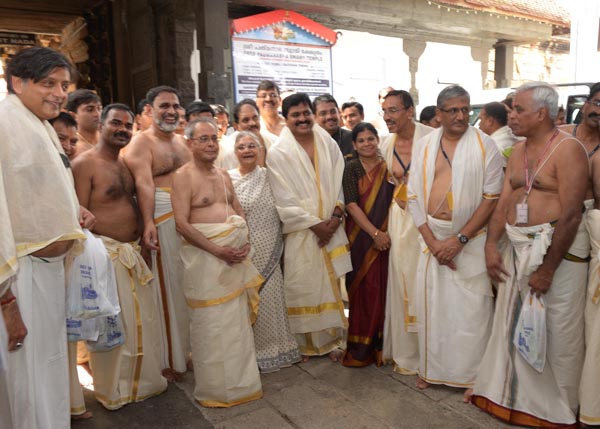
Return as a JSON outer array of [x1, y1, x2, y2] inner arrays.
[[124, 85, 192, 381], [379, 90, 433, 376], [171, 117, 263, 407], [216, 99, 275, 170], [407, 85, 503, 397], [471, 82, 589, 427], [256, 80, 286, 141], [313, 94, 354, 162], [267, 93, 352, 363]]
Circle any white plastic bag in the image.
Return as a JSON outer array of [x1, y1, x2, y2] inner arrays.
[[66, 317, 100, 343], [513, 291, 547, 373], [86, 314, 125, 352], [66, 229, 120, 319]]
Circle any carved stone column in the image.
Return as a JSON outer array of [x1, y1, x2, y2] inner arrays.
[[403, 39, 426, 105]]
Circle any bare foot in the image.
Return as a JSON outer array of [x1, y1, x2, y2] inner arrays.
[[301, 355, 310, 363], [162, 368, 185, 382], [416, 377, 430, 390], [329, 349, 344, 362], [71, 410, 93, 420], [463, 388, 473, 403]]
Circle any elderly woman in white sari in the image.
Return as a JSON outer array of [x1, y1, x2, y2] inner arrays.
[[229, 131, 300, 372]]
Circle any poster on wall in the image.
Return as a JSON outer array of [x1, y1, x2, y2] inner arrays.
[[231, 10, 337, 102]]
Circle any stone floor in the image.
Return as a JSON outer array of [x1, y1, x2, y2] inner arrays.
[[72, 357, 527, 429]]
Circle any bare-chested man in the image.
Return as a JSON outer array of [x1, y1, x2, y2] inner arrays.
[[560, 82, 600, 203], [379, 90, 433, 375], [256, 80, 285, 140], [123, 85, 191, 379], [172, 117, 263, 407], [407, 85, 503, 395], [66, 89, 102, 156], [72, 103, 167, 410], [471, 82, 589, 427]]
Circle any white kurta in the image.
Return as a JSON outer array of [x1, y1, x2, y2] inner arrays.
[[473, 221, 588, 427], [380, 122, 433, 374], [408, 126, 504, 387], [152, 187, 189, 374], [267, 125, 352, 355]]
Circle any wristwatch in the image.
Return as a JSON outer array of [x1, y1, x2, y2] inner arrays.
[[332, 213, 344, 221], [457, 233, 469, 244]]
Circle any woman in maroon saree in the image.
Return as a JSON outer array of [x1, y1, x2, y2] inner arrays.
[[342, 122, 394, 367]]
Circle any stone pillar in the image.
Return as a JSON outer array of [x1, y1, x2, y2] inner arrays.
[[402, 40, 426, 105], [194, 0, 231, 105], [471, 45, 490, 89], [493, 43, 513, 88]]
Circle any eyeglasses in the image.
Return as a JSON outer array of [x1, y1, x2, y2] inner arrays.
[[586, 100, 600, 107], [379, 107, 406, 116], [235, 143, 260, 151], [438, 107, 470, 116], [257, 93, 279, 99], [190, 135, 218, 144]]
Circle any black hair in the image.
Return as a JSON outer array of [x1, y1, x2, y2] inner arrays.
[[145, 85, 180, 106], [66, 89, 101, 113], [256, 80, 280, 96], [419, 105, 437, 123], [185, 101, 215, 121], [101, 103, 134, 124], [351, 122, 378, 142], [384, 90, 414, 108], [136, 98, 149, 115], [282, 93, 312, 119], [49, 111, 78, 128], [341, 101, 364, 117], [483, 101, 508, 126], [312, 94, 339, 111], [233, 99, 259, 123], [6, 46, 72, 94]]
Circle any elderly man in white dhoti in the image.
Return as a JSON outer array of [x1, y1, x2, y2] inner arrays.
[[471, 82, 589, 428], [172, 118, 263, 407], [0, 47, 88, 429], [72, 103, 168, 410], [267, 93, 352, 362], [379, 90, 433, 375], [407, 85, 503, 396], [124, 86, 192, 380]]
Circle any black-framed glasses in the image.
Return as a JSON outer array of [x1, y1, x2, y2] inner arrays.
[[438, 107, 470, 116]]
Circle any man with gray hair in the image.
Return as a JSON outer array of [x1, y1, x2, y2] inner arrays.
[[407, 85, 504, 395], [471, 82, 589, 427]]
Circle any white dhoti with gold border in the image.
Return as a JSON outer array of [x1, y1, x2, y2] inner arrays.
[[472, 220, 588, 427], [89, 236, 167, 410], [180, 215, 263, 407], [153, 187, 190, 373]]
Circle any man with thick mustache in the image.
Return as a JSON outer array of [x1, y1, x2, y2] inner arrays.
[[267, 93, 352, 362], [73, 103, 167, 409], [124, 85, 191, 381], [408, 85, 503, 395], [313, 94, 354, 162], [379, 90, 433, 375], [256, 80, 286, 141]]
